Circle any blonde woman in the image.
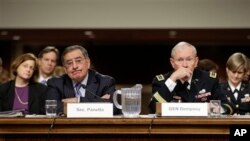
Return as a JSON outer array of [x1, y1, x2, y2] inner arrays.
[[220, 52, 250, 115], [0, 53, 48, 114]]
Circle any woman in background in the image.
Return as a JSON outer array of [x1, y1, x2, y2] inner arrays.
[[220, 52, 250, 115], [0, 69, 11, 84], [0, 53, 48, 114]]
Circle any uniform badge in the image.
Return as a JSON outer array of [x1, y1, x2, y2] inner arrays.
[[209, 72, 217, 78], [241, 94, 250, 103], [241, 87, 244, 91], [196, 89, 211, 102], [156, 74, 164, 81]]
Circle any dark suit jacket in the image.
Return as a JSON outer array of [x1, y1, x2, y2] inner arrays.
[[149, 69, 234, 114], [46, 69, 116, 113], [0, 80, 47, 114], [220, 82, 250, 115]]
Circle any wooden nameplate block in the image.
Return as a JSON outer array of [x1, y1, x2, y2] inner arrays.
[[156, 102, 208, 117]]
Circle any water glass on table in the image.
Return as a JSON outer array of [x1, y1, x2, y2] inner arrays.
[[45, 100, 57, 117], [209, 100, 221, 117]]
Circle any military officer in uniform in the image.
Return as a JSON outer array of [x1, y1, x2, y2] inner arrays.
[[220, 52, 250, 115], [149, 41, 234, 115]]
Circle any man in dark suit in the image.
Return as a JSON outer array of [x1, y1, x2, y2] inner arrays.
[[149, 41, 234, 115], [46, 45, 116, 114], [36, 46, 60, 85]]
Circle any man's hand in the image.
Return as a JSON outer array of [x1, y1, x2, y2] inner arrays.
[[101, 94, 111, 100], [62, 97, 78, 103], [170, 67, 192, 82]]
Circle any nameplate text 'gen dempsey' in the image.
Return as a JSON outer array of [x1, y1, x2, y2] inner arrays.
[[161, 103, 208, 116]]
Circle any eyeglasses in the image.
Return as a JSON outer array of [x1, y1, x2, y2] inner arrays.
[[64, 57, 85, 68], [172, 57, 196, 63]]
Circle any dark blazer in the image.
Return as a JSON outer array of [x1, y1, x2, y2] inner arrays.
[[46, 69, 116, 113], [0, 80, 47, 114], [220, 82, 250, 115], [149, 69, 234, 114]]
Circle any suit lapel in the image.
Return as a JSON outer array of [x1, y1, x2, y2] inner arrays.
[[85, 70, 98, 98], [63, 75, 76, 98], [224, 83, 237, 103], [9, 81, 16, 109], [189, 70, 202, 101], [29, 84, 35, 106], [237, 83, 247, 103]]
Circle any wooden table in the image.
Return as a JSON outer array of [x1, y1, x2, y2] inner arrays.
[[1, 116, 250, 141]]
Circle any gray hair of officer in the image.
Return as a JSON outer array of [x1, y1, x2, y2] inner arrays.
[[171, 41, 197, 58], [61, 45, 89, 65], [226, 52, 249, 73]]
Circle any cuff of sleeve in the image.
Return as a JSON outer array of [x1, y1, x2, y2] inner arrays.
[[165, 78, 177, 92]]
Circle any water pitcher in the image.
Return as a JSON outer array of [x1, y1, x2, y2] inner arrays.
[[113, 84, 142, 118]]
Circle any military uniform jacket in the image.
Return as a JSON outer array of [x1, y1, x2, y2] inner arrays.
[[220, 82, 250, 115], [149, 69, 233, 114], [46, 69, 116, 113]]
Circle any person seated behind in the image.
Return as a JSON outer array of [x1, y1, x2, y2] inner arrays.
[[220, 52, 250, 115], [0, 53, 48, 114], [36, 46, 59, 85], [148, 41, 234, 115], [53, 65, 65, 77], [0, 69, 11, 84], [198, 58, 219, 73], [46, 45, 117, 114]]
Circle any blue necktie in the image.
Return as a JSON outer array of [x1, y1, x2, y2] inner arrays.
[[75, 83, 82, 97], [41, 80, 47, 85]]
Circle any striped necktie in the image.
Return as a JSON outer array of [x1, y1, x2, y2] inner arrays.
[[41, 80, 47, 85], [75, 83, 82, 97]]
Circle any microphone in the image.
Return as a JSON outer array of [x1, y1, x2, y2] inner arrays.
[[58, 84, 111, 116], [81, 84, 120, 115], [80, 84, 110, 102]]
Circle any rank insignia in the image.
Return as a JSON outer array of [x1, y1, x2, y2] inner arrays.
[[156, 74, 164, 81], [209, 72, 217, 78]]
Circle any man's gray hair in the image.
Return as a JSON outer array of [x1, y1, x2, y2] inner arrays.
[[171, 41, 197, 58]]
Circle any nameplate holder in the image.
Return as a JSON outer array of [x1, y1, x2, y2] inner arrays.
[[67, 103, 113, 118], [159, 103, 208, 116]]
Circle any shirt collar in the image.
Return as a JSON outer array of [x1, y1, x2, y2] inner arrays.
[[72, 73, 89, 87], [38, 75, 52, 82], [228, 81, 241, 92]]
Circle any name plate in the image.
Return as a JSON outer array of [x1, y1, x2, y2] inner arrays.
[[67, 103, 113, 118], [161, 103, 208, 116]]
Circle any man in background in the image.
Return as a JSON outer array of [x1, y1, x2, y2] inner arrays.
[[37, 46, 59, 85]]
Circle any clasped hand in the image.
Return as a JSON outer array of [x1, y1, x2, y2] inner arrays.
[[170, 67, 192, 82]]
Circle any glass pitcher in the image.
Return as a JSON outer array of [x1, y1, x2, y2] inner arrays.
[[113, 84, 142, 118]]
